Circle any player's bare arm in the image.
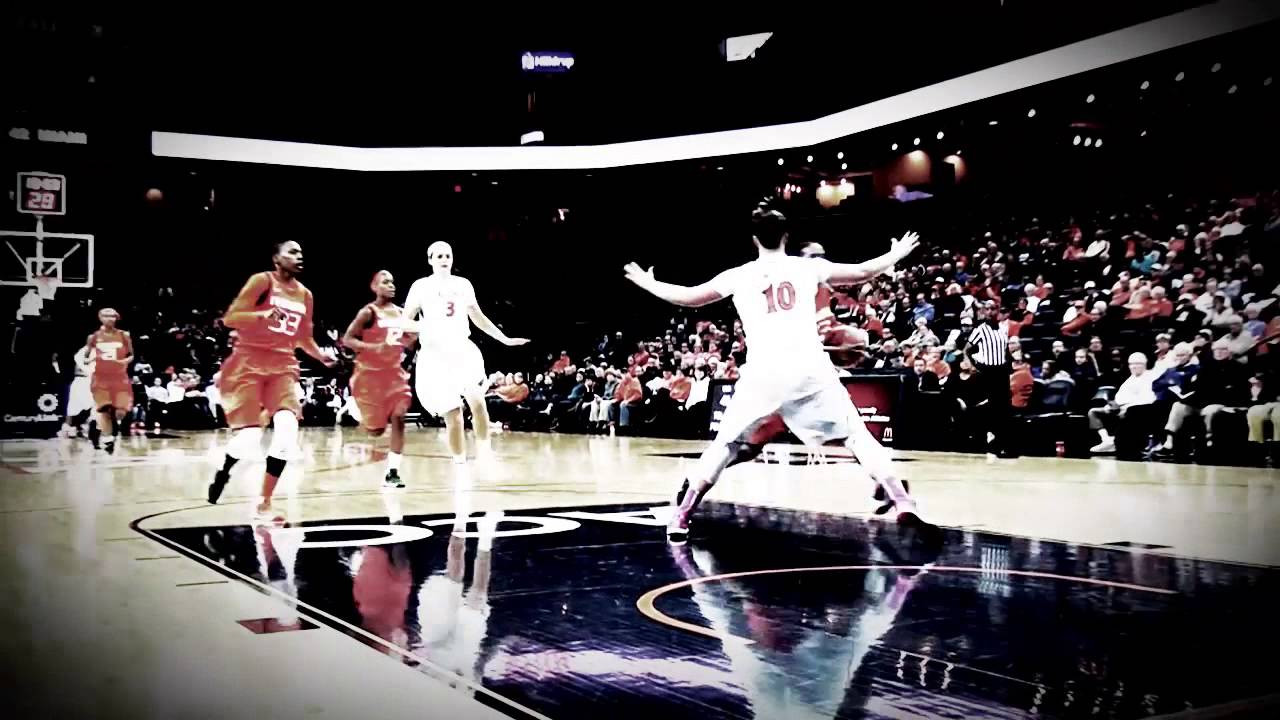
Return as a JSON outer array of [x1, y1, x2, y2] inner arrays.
[[623, 262, 725, 308], [467, 304, 529, 347], [119, 331, 135, 365], [221, 274, 279, 329], [341, 306, 379, 354], [825, 231, 921, 285], [297, 295, 336, 368]]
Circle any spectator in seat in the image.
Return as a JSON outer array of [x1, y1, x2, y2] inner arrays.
[[1158, 339, 1250, 454], [1125, 288, 1161, 321], [1089, 352, 1159, 455], [1151, 286, 1175, 318], [489, 372, 529, 427], [1246, 373, 1279, 465], [550, 351, 572, 374], [907, 357, 941, 393], [904, 316, 939, 348], [1069, 348, 1099, 409], [1244, 306, 1267, 339], [1037, 359, 1074, 385], [146, 378, 169, 429], [609, 366, 645, 432], [1049, 339, 1070, 368], [1010, 359, 1035, 411], [1153, 333, 1173, 363], [1061, 303, 1101, 337], [720, 356, 741, 380], [1222, 320, 1255, 362], [1204, 293, 1243, 330]]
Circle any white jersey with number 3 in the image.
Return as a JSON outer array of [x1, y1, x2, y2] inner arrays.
[[404, 274, 477, 348], [709, 254, 834, 370]]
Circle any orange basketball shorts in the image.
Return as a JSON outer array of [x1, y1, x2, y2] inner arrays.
[[218, 348, 301, 429], [91, 375, 133, 413], [351, 365, 412, 431]]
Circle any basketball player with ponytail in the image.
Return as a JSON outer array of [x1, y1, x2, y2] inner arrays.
[[342, 270, 417, 487], [624, 199, 932, 543], [403, 241, 529, 465], [209, 240, 336, 521]]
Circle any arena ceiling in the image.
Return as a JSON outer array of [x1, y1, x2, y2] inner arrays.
[[6, 3, 1213, 150]]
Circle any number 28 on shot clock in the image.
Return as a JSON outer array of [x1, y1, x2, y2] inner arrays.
[[17, 172, 67, 216]]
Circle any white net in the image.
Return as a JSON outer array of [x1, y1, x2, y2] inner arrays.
[[34, 275, 58, 300]]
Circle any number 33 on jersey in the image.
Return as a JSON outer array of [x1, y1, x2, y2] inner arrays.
[[229, 271, 314, 352]]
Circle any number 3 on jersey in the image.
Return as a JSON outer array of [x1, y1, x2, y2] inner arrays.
[[445, 301, 455, 317], [762, 282, 796, 313], [267, 309, 303, 336]]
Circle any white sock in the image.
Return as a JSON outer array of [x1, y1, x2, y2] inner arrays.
[[387, 452, 402, 471], [1098, 429, 1113, 442]]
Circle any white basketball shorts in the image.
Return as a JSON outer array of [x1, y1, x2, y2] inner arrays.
[[414, 340, 487, 417]]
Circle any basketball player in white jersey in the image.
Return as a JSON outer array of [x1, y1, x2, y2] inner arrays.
[[624, 202, 927, 542], [403, 241, 529, 463], [61, 345, 96, 439]]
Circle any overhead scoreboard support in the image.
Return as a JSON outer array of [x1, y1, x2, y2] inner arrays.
[[2, 171, 94, 291]]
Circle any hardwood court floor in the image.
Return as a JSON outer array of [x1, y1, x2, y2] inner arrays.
[[1, 428, 1278, 719]]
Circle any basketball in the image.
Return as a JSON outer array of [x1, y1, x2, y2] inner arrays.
[[145, 188, 163, 203]]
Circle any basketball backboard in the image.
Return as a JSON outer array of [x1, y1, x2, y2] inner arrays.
[[1, 228, 94, 289]]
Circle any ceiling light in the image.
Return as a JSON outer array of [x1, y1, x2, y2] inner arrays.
[[1210, 62, 1222, 73], [777, 157, 784, 165], [806, 155, 813, 162], [936, 131, 945, 140], [840, 163, 848, 170], [1084, 137, 1093, 147], [1175, 71, 1185, 82], [1073, 135, 1081, 145], [988, 120, 999, 125], [913, 137, 920, 146], [1086, 93, 1096, 102], [1095, 139, 1103, 148], [891, 143, 898, 151], [837, 151, 844, 160], [1228, 84, 1238, 94], [1027, 108, 1036, 117]]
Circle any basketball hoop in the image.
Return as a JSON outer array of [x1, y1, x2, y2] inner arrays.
[[34, 275, 58, 300]]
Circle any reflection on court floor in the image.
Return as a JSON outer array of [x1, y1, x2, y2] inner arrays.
[[142, 501, 1280, 720]]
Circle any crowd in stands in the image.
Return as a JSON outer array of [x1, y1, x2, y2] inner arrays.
[[485, 189, 1280, 465], [19, 188, 1280, 466]]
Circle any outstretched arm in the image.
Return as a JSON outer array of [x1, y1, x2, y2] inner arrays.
[[467, 303, 529, 347], [825, 232, 921, 285], [623, 263, 725, 308]]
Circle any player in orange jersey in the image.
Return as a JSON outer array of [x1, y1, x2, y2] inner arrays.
[[342, 270, 417, 488], [208, 240, 336, 521], [84, 307, 134, 454]]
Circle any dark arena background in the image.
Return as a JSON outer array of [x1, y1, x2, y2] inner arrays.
[[3, 5, 1280, 719]]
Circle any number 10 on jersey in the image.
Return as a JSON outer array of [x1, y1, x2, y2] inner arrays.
[[763, 282, 796, 313]]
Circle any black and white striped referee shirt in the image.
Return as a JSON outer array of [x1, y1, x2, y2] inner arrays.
[[966, 323, 1009, 367]]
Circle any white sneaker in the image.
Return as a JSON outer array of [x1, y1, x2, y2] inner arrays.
[[1090, 440, 1115, 454]]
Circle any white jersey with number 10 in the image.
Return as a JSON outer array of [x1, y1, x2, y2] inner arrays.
[[708, 254, 834, 370], [404, 274, 477, 348]]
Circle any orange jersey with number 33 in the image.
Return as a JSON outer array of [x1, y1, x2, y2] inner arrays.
[[226, 271, 314, 358]]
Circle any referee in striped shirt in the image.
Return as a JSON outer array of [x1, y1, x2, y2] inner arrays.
[[964, 300, 1017, 458]]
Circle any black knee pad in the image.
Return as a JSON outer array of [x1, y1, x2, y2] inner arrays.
[[265, 455, 287, 478]]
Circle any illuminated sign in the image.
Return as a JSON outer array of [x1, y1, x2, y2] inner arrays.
[[521, 51, 575, 72], [16, 172, 67, 216]]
